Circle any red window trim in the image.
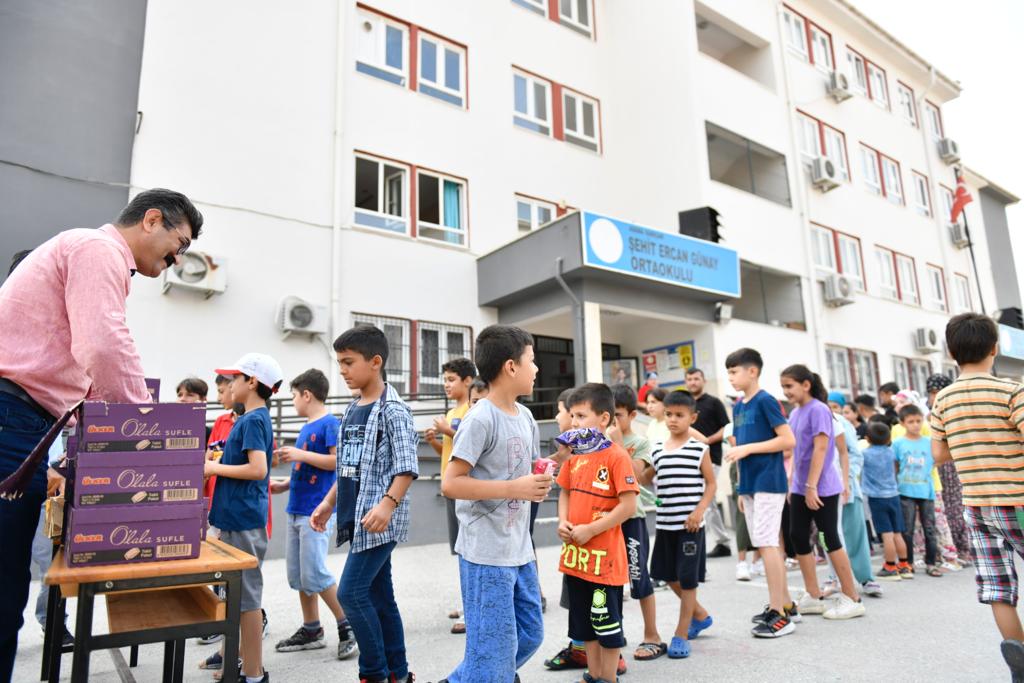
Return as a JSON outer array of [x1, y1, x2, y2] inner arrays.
[[861, 143, 903, 204], [512, 65, 602, 152], [911, 170, 932, 216], [811, 221, 865, 283], [828, 345, 879, 396], [896, 80, 918, 126], [953, 272, 972, 309], [874, 244, 901, 300], [545, 0, 596, 39], [797, 109, 849, 171], [891, 249, 921, 305], [847, 46, 889, 107], [926, 262, 949, 312], [924, 100, 945, 137], [561, 83, 603, 152], [782, 4, 836, 68], [515, 192, 570, 218]]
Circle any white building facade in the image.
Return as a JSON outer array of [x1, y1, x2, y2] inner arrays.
[[125, 0, 1020, 407]]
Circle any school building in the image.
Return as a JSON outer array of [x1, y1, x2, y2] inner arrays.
[[4, 0, 1022, 411]]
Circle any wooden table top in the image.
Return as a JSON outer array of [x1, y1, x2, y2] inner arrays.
[[45, 538, 257, 587]]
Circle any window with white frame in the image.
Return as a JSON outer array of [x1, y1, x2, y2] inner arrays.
[[354, 155, 408, 234], [822, 127, 849, 181], [852, 350, 879, 396], [356, 11, 408, 86], [874, 247, 898, 300], [513, 71, 551, 136], [516, 195, 556, 231], [826, 346, 853, 396], [352, 313, 412, 394], [860, 145, 881, 195], [881, 156, 903, 205], [418, 34, 465, 107], [783, 9, 808, 58], [940, 185, 962, 226], [954, 274, 972, 312], [867, 62, 889, 108], [417, 322, 472, 394], [943, 364, 958, 381], [924, 101, 943, 141], [417, 171, 466, 246], [926, 264, 948, 312], [893, 357, 912, 394], [809, 24, 833, 71], [563, 90, 599, 152], [558, 0, 592, 36], [911, 359, 931, 395], [896, 254, 919, 305], [797, 114, 819, 163], [813, 225, 862, 289], [847, 50, 867, 94], [511, 0, 546, 15], [896, 82, 917, 125], [837, 234, 864, 290], [912, 172, 931, 217], [812, 225, 836, 271], [796, 114, 847, 181]]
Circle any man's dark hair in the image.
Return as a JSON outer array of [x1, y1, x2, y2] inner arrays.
[[175, 377, 208, 400], [611, 384, 637, 412], [567, 383, 615, 422], [946, 313, 999, 366], [290, 368, 330, 403], [474, 325, 534, 384], [685, 367, 705, 378], [898, 404, 923, 420], [854, 394, 876, 409], [664, 390, 697, 411], [879, 382, 900, 395], [442, 357, 477, 381], [557, 387, 575, 409], [648, 387, 668, 403], [471, 378, 489, 394], [8, 249, 32, 276], [725, 348, 763, 371], [866, 420, 891, 446], [334, 324, 390, 366], [117, 188, 204, 239], [215, 374, 232, 386]]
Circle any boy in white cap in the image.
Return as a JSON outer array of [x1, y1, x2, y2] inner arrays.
[[203, 353, 283, 683]]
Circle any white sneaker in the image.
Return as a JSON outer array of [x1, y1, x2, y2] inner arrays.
[[821, 577, 840, 597], [750, 560, 765, 577], [861, 580, 884, 598], [823, 593, 866, 620], [797, 592, 827, 615], [736, 561, 751, 581]]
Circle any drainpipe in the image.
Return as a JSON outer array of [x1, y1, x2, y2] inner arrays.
[[555, 257, 587, 383], [918, 67, 956, 308], [328, 0, 348, 393]]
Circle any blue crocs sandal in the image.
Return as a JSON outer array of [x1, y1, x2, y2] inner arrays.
[[668, 636, 691, 659], [688, 615, 713, 640]]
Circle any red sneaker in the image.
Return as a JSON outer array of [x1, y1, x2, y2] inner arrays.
[[543, 642, 587, 670]]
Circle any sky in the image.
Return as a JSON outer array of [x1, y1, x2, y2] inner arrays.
[[851, 0, 1024, 286]]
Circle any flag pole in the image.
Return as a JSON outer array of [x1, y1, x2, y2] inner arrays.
[[956, 167, 987, 315]]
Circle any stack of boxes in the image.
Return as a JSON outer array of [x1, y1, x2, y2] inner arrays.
[[63, 399, 209, 567]]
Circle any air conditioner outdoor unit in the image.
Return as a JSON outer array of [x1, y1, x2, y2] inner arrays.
[[811, 156, 840, 192], [827, 71, 852, 102], [939, 138, 960, 164], [949, 222, 970, 249], [278, 296, 329, 337], [823, 273, 855, 307], [161, 251, 227, 299], [914, 327, 942, 354]]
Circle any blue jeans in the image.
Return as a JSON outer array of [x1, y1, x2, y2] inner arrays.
[[338, 541, 407, 681], [446, 558, 544, 683], [0, 393, 53, 682]]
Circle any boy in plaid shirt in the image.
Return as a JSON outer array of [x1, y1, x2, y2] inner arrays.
[[930, 313, 1024, 681]]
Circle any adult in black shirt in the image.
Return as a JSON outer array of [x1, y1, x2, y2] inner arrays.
[[685, 368, 732, 557]]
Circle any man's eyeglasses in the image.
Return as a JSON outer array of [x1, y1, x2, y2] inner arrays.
[[172, 224, 192, 256]]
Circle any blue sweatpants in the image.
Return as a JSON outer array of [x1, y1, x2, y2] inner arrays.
[[446, 557, 544, 683]]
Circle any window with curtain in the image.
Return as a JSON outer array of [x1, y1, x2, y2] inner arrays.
[[417, 171, 466, 246]]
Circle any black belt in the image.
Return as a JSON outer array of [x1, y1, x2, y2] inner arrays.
[[0, 377, 56, 422]]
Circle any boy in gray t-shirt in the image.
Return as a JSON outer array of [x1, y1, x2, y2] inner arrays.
[[441, 326, 553, 683]]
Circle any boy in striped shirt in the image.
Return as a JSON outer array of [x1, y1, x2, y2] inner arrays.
[[640, 391, 716, 660], [930, 313, 1024, 681]]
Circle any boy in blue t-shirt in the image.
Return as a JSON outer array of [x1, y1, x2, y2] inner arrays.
[[723, 348, 797, 639], [893, 404, 941, 577], [205, 353, 283, 683], [270, 369, 357, 661]]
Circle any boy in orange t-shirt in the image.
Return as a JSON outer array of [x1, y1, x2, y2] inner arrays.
[[557, 383, 639, 683]]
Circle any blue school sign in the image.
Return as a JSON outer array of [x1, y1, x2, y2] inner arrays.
[[580, 211, 741, 298], [999, 325, 1024, 361]]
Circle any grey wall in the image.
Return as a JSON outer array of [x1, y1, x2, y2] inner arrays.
[[0, 0, 148, 279], [979, 188, 1021, 310]]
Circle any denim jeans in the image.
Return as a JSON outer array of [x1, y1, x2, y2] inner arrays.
[[32, 506, 52, 627], [901, 495, 939, 566], [0, 393, 53, 682], [338, 541, 407, 681]]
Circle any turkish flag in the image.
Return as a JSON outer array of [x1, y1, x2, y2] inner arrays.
[[951, 172, 973, 223]]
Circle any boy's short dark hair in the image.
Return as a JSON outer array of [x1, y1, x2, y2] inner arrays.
[[557, 387, 575, 409], [867, 413, 890, 424], [866, 421, 891, 446], [946, 312, 999, 366], [442, 357, 477, 380], [664, 390, 696, 411], [334, 324, 390, 366], [242, 374, 275, 401], [611, 384, 637, 412], [647, 387, 668, 403], [474, 325, 534, 384], [879, 382, 900, 395], [725, 348, 763, 372], [471, 378, 489, 394], [898, 404, 923, 420], [215, 374, 232, 386], [853, 394, 876, 409], [290, 368, 330, 403], [567, 383, 615, 422], [176, 377, 208, 399]]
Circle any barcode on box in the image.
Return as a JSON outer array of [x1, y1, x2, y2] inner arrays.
[[156, 543, 192, 558], [163, 488, 198, 502], [166, 438, 201, 450]]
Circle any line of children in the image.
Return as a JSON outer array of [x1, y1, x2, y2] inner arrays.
[[862, 420, 913, 580], [893, 404, 943, 577]]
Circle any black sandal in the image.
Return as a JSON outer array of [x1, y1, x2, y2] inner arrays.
[[633, 641, 667, 661]]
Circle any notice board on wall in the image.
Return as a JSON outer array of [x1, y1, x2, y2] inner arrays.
[[641, 341, 696, 389]]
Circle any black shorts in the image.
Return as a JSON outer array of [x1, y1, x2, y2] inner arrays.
[[790, 493, 842, 555], [621, 517, 654, 600], [564, 574, 626, 649], [445, 496, 458, 555], [649, 528, 706, 590]]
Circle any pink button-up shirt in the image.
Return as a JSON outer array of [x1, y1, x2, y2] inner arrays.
[[0, 224, 150, 418]]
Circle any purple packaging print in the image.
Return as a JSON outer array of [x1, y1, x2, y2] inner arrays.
[[66, 502, 206, 566], [75, 401, 206, 455], [144, 377, 161, 402], [75, 462, 205, 507]]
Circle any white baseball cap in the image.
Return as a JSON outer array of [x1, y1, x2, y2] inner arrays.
[[215, 353, 284, 392]]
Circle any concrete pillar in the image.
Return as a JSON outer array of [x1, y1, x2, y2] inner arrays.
[[583, 301, 604, 383]]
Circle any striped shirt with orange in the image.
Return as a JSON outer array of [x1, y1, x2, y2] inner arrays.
[[929, 373, 1024, 507]]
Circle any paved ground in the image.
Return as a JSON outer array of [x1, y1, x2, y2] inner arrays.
[[13, 533, 1014, 683]]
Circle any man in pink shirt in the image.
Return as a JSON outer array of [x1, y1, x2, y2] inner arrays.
[[0, 188, 203, 682]]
